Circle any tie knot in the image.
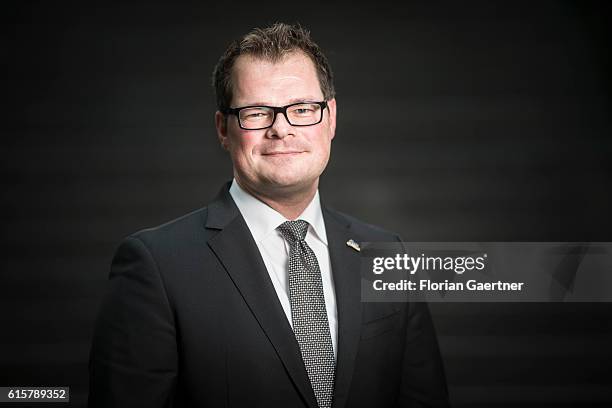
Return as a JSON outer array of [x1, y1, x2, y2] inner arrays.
[[277, 220, 309, 244]]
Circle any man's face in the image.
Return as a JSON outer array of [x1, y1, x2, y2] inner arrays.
[[215, 52, 337, 198]]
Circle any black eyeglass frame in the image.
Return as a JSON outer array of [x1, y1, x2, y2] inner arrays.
[[222, 101, 328, 130]]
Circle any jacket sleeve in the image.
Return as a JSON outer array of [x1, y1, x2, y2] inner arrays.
[[398, 301, 450, 407], [394, 235, 450, 408], [88, 236, 178, 408]]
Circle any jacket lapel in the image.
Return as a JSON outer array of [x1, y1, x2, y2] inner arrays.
[[323, 208, 363, 408], [205, 184, 319, 408]]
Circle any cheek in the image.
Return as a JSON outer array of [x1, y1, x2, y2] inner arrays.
[[312, 131, 333, 155], [230, 134, 259, 163]]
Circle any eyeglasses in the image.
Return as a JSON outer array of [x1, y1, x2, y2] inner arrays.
[[223, 101, 328, 130]]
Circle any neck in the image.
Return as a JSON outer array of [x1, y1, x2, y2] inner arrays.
[[236, 178, 318, 220]]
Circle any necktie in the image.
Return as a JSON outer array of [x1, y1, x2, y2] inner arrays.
[[277, 220, 335, 408]]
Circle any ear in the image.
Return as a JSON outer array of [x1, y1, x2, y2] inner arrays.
[[327, 98, 337, 140], [215, 111, 230, 150]]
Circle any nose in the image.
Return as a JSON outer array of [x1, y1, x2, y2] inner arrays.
[[265, 110, 293, 139]]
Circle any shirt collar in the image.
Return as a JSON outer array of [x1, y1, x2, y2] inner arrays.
[[229, 178, 328, 245]]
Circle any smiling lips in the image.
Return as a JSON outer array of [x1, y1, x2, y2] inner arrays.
[[261, 150, 305, 156]]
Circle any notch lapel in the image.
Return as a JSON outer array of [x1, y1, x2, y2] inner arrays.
[[323, 208, 363, 408], [205, 185, 319, 408]]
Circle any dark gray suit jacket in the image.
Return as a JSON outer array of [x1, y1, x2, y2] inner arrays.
[[88, 183, 449, 407]]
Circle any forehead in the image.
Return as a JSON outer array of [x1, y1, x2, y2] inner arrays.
[[230, 52, 323, 106]]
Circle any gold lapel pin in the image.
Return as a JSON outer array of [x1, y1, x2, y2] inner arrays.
[[346, 239, 361, 252]]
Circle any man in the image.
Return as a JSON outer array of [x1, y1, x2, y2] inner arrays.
[[88, 23, 449, 408]]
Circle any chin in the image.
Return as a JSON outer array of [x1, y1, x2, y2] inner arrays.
[[269, 175, 307, 188], [265, 172, 317, 191]]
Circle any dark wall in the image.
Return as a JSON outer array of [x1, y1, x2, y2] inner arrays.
[[3, 1, 611, 406]]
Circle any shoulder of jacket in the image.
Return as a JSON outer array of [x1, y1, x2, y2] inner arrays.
[[324, 206, 401, 241], [128, 207, 209, 246]]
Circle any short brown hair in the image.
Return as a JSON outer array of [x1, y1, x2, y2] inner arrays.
[[212, 23, 335, 112]]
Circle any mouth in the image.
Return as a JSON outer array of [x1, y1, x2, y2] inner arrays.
[[261, 151, 305, 156]]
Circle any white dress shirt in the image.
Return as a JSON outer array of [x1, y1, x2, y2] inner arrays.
[[229, 179, 338, 357]]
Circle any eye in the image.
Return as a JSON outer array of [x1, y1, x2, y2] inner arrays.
[[245, 112, 266, 118], [241, 108, 272, 121], [289, 104, 318, 116], [294, 108, 314, 115]]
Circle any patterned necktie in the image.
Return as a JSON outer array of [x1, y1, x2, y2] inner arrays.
[[277, 220, 335, 408]]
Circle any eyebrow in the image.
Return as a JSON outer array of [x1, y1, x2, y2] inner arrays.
[[239, 97, 323, 107]]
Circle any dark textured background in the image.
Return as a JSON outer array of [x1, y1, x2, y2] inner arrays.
[[3, 1, 612, 407]]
